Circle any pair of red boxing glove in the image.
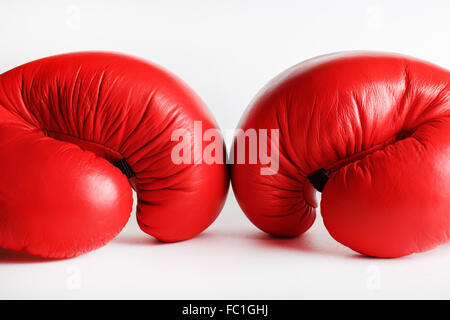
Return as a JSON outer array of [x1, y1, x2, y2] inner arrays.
[[0, 52, 448, 258]]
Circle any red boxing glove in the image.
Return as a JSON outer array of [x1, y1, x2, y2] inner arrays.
[[0, 52, 228, 258], [231, 52, 450, 257]]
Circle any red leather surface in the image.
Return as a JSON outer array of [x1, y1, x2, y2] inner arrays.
[[231, 52, 450, 257], [0, 52, 228, 258]]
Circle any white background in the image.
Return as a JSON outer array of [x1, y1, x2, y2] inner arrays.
[[1, 0, 450, 299]]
